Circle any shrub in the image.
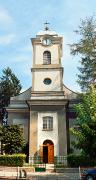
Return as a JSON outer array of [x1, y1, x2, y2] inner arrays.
[[0, 154, 26, 167], [67, 154, 96, 167], [0, 125, 25, 154]]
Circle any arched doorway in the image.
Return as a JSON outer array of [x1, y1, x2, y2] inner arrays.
[[43, 140, 54, 164]]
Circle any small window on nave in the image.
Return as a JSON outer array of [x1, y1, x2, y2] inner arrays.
[[43, 51, 51, 64]]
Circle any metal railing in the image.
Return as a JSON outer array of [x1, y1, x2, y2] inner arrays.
[[29, 156, 43, 165], [54, 156, 67, 168], [29, 156, 46, 172]]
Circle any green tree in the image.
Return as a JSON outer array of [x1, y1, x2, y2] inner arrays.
[[70, 86, 96, 159], [0, 67, 22, 124], [69, 16, 96, 92], [0, 67, 22, 106], [0, 125, 25, 154]]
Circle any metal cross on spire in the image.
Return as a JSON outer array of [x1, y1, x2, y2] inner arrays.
[[44, 21, 50, 31]]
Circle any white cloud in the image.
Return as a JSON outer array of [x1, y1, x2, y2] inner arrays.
[[0, 6, 13, 27], [0, 34, 16, 45]]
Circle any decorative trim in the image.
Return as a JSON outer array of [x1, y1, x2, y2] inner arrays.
[[27, 99, 68, 106], [7, 108, 29, 113], [31, 91, 64, 96], [31, 66, 63, 71]]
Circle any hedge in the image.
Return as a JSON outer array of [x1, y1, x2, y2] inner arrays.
[[0, 154, 26, 167], [67, 154, 96, 167]]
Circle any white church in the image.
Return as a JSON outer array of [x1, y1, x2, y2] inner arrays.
[[7, 24, 77, 164]]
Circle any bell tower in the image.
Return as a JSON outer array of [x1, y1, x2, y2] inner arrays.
[[31, 23, 64, 96], [28, 24, 68, 164]]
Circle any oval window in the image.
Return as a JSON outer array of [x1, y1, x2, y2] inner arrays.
[[43, 78, 52, 85]]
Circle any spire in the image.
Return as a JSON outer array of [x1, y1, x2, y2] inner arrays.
[[44, 21, 50, 31]]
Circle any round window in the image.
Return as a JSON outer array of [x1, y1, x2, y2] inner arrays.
[[43, 78, 52, 85]]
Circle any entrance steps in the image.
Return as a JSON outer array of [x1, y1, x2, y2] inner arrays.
[[46, 164, 54, 172]]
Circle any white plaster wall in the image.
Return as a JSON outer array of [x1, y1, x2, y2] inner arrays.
[[37, 112, 59, 156], [35, 45, 59, 64], [34, 70, 61, 91]]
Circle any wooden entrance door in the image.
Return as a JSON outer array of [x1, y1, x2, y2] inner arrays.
[[48, 144, 54, 163], [42, 140, 54, 164]]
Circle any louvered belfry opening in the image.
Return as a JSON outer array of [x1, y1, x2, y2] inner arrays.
[[43, 51, 51, 64]]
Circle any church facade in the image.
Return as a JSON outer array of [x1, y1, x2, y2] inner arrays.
[[7, 26, 77, 164]]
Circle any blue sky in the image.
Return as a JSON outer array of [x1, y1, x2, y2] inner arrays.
[[0, 0, 96, 92]]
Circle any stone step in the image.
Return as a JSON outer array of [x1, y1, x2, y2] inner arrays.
[[46, 164, 54, 169], [45, 164, 55, 173]]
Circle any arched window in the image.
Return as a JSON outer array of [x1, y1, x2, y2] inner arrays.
[[43, 51, 51, 64], [43, 116, 53, 130]]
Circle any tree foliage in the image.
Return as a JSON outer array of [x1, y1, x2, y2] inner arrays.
[[0, 67, 22, 106], [0, 67, 22, 124], [0, 125, 25, 154], [69, 16, 96, 92], [70, 86, 96, 159]]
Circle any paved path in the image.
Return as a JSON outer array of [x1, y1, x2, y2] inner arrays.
[[0, 166, 80, 180], [28, 172, 80, 180], [0, 172, 80, 180]]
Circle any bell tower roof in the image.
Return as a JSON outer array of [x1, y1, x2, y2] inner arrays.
[[37, 30, 58, 36], [37, 22, 58, 37]]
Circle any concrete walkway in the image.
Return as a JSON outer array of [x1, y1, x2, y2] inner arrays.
[[0, 166, 80, 180], [0, 172, 80, 180], [28, 172, 80, 180]]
